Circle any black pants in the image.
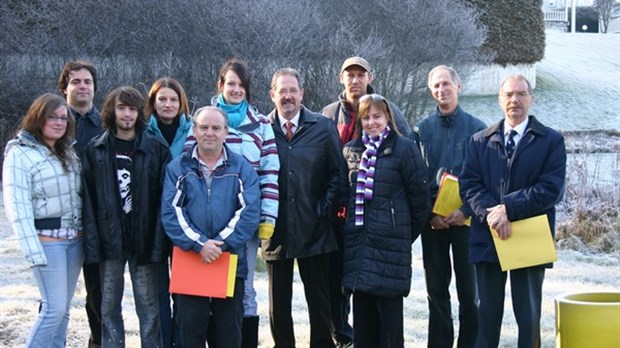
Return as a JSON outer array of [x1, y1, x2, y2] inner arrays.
[[422, 225, 478, 348], [474, 262, 545, 348], [267, 254, 335, 348], [329, 220, 353, 345], [175, 279, 244, 348], [83, 262, 102, 346], [352, 291, 403, 348]]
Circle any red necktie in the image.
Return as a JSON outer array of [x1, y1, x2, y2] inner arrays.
[[285, 122, 294, 141]]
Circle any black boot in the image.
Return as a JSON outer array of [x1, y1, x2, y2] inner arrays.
[[241, 316, 259, 348]]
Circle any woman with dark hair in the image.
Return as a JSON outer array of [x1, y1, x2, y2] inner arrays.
[[3, 93, 84, 347], [146, 77, 192, 157], [184, 58, 279, 347], [144, 77, 192, 347], [341, 94, 430, 347]]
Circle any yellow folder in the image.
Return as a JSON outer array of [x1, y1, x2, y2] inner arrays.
[[227, 254, 238, 297], [432, 173, 471, 226], [491, 214, 557, 271]]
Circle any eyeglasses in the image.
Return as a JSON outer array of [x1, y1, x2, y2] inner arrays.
[[46, 115, 69, 123], [359, 93, 386, 102]]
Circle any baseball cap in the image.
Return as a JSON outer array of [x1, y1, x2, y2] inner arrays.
[[340, 57, 371, 73]]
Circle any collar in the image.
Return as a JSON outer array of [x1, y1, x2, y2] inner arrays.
[[70, 106, 100, 125], [191, 145, 227, 168], [503, 118, 529, 137], [278, 112, 300, 129]]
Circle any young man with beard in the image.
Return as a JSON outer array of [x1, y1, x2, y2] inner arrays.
[[82, 86, 170, 347]]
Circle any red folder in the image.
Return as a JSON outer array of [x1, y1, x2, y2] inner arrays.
[[169, 246, 236, 299]]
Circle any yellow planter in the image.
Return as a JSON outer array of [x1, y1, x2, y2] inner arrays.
[[555, 292, 620, 348]]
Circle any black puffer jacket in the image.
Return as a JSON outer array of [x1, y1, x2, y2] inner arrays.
[[261, 106, 346, 260], [342, 131, 430, 297], [82, 130, 171, 265]]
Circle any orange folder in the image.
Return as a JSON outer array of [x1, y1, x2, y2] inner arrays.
[[170, 246, 237, 299]]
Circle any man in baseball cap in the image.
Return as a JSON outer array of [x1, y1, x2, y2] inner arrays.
[[320, 56, 411, 347]]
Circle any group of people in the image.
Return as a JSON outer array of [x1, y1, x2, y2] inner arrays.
[[2, 55, 566, 348]]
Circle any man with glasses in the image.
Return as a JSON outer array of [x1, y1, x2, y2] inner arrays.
[[263, 68, 345, 348], [460, 75, 566, 348]]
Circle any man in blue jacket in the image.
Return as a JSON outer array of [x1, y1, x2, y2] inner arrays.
[[161, 106, 261, 347], [460, 75, 566, 348], [414, 65, 485, 348]]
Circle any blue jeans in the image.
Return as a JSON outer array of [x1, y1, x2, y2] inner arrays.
[[27, 238, 84, 348], [243, 233, 259, 317], [99, 258, 162, 348]]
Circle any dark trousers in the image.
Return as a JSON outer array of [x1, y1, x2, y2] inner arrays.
[[157, 260, 176, 347], [352, 291, 404, 348], [175, 279, 245, 348], [83, 262, 102, 346], [474, 262, 545, 348], [267, 254, 335, 348], [422, 225, 478, 348], [329, 221, 353, 345]]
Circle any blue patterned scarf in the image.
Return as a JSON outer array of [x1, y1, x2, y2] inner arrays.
[[217, 94, 248, 129], [355, 125, 390, 226]]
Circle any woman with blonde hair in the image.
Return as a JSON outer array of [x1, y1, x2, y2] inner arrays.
[[3, 93, 84, 347], [341, 94, 430, 347]]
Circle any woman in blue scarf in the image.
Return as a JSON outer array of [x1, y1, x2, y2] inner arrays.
[[145, 77, 192, 347], [184, 58, 279, 347]]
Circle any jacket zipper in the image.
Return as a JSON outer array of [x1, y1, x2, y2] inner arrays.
[[390, 200, 397, 228]]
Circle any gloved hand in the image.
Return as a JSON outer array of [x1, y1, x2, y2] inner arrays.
[[258, 223, 275, 239]]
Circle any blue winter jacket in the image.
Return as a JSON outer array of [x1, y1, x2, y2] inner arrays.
[[459, 116, 566, 264], [342, 131, 430, 297], [161, 144, 261, 278]]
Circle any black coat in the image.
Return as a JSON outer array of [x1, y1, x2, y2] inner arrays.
[[82, 130, 171, 265], [342, 131, 430, 297], [261, 106, 346, 260]]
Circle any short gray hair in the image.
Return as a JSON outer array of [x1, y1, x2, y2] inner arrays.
[[193, 106, 229, 125], [271, 68, 303, 90]]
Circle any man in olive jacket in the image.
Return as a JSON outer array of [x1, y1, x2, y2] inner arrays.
[[261, 68, 345, 348]]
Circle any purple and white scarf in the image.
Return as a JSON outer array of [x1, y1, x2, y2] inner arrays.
[[355, 125, 390, 226]]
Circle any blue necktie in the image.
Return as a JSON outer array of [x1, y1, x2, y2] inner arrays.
[[506, 130, 518, 158]]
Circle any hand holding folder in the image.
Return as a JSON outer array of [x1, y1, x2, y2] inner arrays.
[[491, 214, 557, 271], [432, 172, 471, 226], [169, 246, 238, 298]]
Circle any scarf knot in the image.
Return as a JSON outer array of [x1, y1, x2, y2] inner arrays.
[[217, 94, 248, 129], [354, 125, 390, 226]]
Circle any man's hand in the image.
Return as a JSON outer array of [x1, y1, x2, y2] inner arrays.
[[429, 214, 450, 230], [486, 204, 512, 240], [200, 239, 224, 264], [444, 209, 467, 226]]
